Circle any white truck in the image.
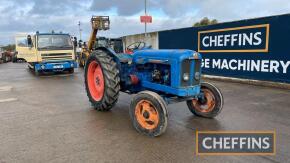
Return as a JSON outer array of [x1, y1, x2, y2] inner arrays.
[[15, 32, 77, 74]]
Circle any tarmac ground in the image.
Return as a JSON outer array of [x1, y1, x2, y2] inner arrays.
[[0, 62, 289, 163]]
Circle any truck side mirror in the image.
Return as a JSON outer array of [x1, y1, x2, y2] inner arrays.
[[27, 35, 32, 47]]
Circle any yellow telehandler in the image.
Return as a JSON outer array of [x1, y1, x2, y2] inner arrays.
[[78, 16, 110, 67]]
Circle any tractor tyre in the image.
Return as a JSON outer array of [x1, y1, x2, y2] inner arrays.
[[130, 91, 168, 137], [85, 50, 120, 111], [187, 82, 223, 118]]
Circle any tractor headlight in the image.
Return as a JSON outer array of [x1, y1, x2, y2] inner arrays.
[[193, 52, 199, 59], [183, 73, 189, 81], [71, 63, 74, 67], [41, 65, 45, 69], [195, 72, 200, 80]]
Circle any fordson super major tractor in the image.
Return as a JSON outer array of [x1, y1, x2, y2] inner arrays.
[[84, 16, 223, 137]]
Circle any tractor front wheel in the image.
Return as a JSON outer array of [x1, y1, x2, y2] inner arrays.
[[187, 82, 223, 118], [130, 91, 168, 137], [85, 50, 120, 111]]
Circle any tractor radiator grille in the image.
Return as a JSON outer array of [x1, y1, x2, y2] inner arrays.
[[41, 53, 73, 62], [193, 60, 201, 85], [181, 59, 201, 87]]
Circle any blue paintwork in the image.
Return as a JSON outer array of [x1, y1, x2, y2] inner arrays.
[[114, 49, 202, 99], [142, 81, 200, 97], [34, 61, 77, 72], [133, 49, 201, 61]]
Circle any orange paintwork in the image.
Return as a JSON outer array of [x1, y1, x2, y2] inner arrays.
[[192, 89, 216, 113], [87, 61, 105, 101], [135, 100, 159, 130]]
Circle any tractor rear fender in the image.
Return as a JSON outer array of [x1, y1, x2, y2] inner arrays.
[[95, 47, 120, 62]]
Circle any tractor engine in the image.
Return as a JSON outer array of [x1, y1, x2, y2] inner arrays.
[[136, 63, 171, 85], [118, 49, 202, 97]]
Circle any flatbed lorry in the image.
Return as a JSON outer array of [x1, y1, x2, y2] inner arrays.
[[15, 32, 77, 75]]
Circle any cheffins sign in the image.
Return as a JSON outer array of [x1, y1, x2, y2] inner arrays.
[[198, 24, 269, 53], [158, 14, 290, 83]]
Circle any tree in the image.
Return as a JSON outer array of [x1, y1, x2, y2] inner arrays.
[[193, 17, 218, 27], [1, 44, 16, 51]]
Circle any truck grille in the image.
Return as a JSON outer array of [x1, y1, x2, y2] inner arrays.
[[41, 53, 73, 62], [180, 59, 201, 87]]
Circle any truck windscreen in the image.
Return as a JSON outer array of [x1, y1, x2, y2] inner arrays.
[[38, 35, 73, 50]]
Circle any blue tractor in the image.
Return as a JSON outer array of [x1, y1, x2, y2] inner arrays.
[[83, 16, 223, 137], [84, 41, 224, 137]]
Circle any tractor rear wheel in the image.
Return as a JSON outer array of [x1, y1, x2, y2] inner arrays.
[[130, 91, 168, 137], [85, 50, 120, 111], [187, 82, 223, 118]]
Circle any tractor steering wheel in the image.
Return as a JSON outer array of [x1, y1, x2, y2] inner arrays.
[[126, 42, 146, 52]]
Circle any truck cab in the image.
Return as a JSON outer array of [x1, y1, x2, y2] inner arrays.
[[15, 32, 77, 74]]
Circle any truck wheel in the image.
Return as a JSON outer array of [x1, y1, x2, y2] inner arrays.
[[130, 91, 168, 137], [34, 69, 41, 76], [12, 56, 17, 63], [85, 50, 120, 111], [68, 68, 74, 74], [187, 82, 223, 118]]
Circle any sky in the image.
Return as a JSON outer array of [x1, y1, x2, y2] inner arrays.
[[0, 0, 290, 45]]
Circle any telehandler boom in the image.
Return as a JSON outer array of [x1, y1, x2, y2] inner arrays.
[[79, 16, 110, 67]]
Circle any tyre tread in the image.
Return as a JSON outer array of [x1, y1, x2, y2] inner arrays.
[[84, 50, 120, 111]]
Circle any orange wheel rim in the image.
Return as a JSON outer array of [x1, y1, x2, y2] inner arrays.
[[87, 61, 104, 101], [135, 100, 159, 130], [192, 89, 215, 113]]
